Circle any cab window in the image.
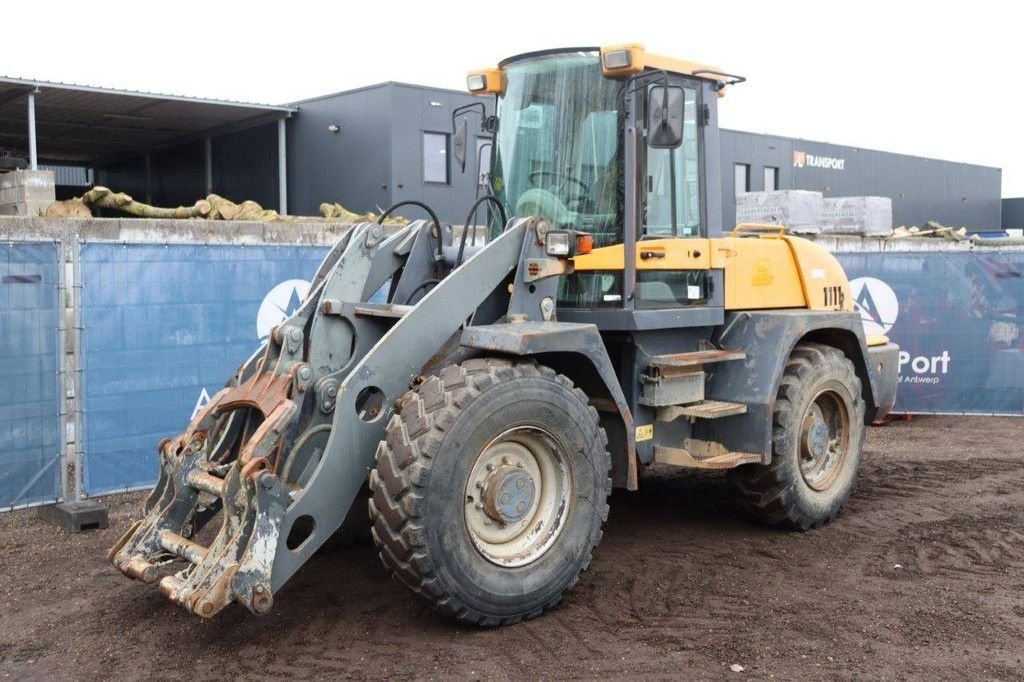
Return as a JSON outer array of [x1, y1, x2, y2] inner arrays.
[[643, 85, 700, 237]]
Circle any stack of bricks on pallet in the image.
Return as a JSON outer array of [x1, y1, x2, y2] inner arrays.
[[821, 196, 892, 236], [0, 169, 55, 216], [736, 190, 823, 234], [737, 190, 893, 236]]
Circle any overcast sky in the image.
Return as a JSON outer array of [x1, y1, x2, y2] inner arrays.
[[7, 1, 1023, 195]]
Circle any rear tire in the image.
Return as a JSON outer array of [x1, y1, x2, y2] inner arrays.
[[728, 343, 865, 530], [368, 358, 611, 626]]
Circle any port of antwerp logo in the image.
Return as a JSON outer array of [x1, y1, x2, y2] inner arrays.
[[849, 277, 899, 337], [256, 279, 310, 341]]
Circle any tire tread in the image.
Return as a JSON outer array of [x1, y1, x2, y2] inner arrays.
[[729, 343, 865, 530], [369, 358, 611, 626]]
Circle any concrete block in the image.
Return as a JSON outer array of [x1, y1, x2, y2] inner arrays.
[[822, 196, 893, 236], [0, 169, 55, 191], [37, 500, 109, 533], [0, 183, 56, 204], [736, 190, 823, 234], [0, 200, 51, 216]]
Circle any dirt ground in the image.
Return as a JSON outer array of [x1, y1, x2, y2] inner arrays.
[[2, 415, 1023, 680]]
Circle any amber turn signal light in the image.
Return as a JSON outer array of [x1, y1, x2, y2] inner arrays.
[[575, 233, 594, 255]]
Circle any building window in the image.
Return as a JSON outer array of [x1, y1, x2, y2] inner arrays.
[[423, 132, 449, 184], [734, 163, 750, 196], [764, 166, 779, 191]]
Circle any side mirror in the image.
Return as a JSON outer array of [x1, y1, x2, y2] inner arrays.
[[453, 120, 468, 173], [647, 85, 684, 149]]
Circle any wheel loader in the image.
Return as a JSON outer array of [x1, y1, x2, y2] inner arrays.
[[108, 43, 899, 626]]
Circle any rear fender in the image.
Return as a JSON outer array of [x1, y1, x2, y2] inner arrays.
[[704, 310, 894, 460]]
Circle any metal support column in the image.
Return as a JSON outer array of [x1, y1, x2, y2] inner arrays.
[[70, 235, 84, 501], [57, 240, 75, 502], [144, 153, 153, 205], [27, 90, 38, 171], [204, 137, 213, 195], [278, 118, 288, 215]]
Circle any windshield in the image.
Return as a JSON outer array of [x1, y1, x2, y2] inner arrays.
[[491, 53, 622, 246]]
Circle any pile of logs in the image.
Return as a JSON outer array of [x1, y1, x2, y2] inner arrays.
[[889, 221, 970, 241], [319, 202, 406, 225], [43, 188, 406, 224]]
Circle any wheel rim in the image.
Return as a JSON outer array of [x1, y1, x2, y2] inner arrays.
[[798, 388, 850, 492], [464, 426, 572, 567]]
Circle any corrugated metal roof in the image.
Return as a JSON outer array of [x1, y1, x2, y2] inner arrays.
[[0, 76, 296, 164]]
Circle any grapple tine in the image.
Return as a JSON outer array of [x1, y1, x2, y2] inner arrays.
[[164, 459, 289, 618], [110, 433, 210, 577], [163, 465, 250, 616]]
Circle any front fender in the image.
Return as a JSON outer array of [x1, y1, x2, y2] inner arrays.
[[460, 322, 637, 489]]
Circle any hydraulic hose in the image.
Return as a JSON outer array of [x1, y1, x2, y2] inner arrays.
[[456, 195, 508, 266], [401, 278, 441, 305], [377, 200, 444, 260]]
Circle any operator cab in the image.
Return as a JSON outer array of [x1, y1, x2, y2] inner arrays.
[[462, 44, 743, 325]]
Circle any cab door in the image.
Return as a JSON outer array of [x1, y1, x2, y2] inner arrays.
[[635, 78, 712, 309]]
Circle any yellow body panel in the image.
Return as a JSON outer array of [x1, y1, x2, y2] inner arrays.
[[781, 236, 852, 311], [572, 239, 711, 271], [571, 235, 852, 312], [710, 237, 806, 309]]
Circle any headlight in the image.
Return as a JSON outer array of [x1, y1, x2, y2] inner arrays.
[[602, 49, 632, 70], [466, 74, 487, 92], [545, 231, 572, 257]]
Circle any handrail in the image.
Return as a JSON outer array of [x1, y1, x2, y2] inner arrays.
[[731, 222, 787, 238]]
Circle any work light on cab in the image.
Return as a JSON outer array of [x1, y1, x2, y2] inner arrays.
[[544, 231, 593, 258]]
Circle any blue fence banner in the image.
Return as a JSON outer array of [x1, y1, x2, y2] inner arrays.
[[67, 242, 1024, 498], [838, 250, 1024, 415], [80, 243, 328, 496], [0, 242, 61, 509]]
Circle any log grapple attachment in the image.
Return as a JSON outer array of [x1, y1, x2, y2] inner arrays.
[[108, 218, 534, 617]]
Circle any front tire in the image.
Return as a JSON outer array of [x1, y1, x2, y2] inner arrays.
[[728, 343, 865, 530], [368, 358, 611, 626]]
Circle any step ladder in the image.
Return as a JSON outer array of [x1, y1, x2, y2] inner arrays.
[[641, 348, 754, 469], [640, 348, 747, 411]]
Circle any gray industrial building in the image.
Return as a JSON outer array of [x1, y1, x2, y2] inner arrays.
[[1004, 198, 1024, 229], [0, 77, 1008, 230], [279, 82, 1005, 229], [278, 83, 1004, 229], [720, 130, 1003, 230], [286, 82, 494, 222]]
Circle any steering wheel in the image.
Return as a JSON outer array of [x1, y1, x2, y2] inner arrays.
[[528, 170, 589, 204]]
